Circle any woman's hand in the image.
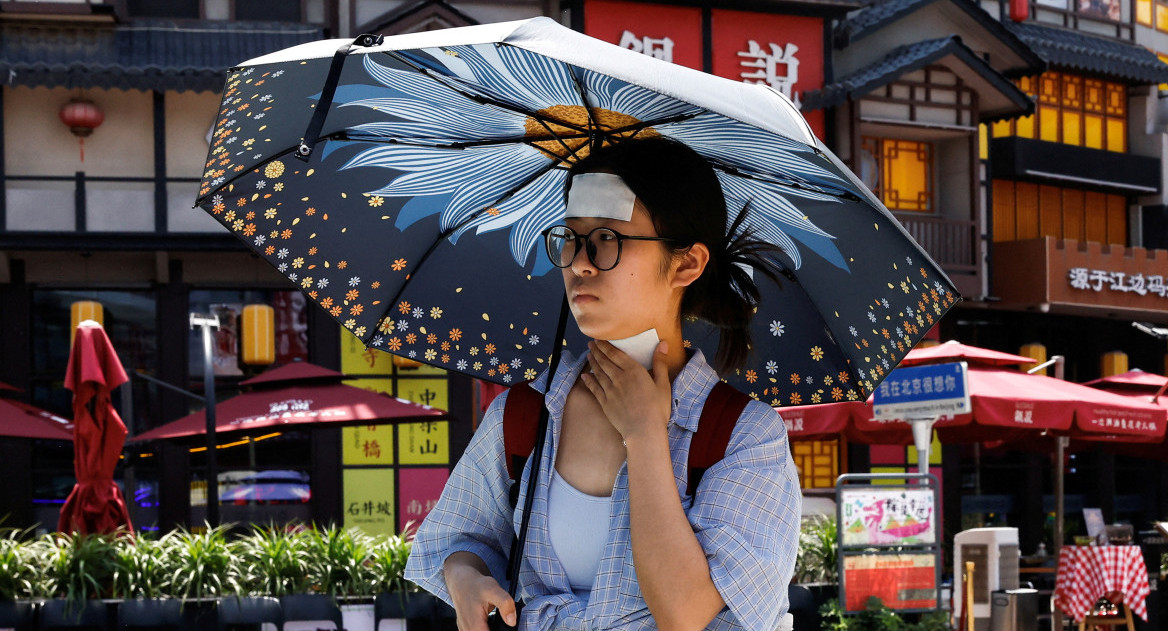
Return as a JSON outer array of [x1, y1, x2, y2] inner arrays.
[[580, 340, 672, 444], [444, 552, 517, 631]]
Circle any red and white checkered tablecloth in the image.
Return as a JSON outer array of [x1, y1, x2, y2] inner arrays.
[[1054, 545, 1151, 621]]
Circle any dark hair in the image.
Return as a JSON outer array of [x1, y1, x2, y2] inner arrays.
[[565, 136, 783, 373]]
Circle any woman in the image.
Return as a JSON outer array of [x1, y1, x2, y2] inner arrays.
[[404, 137, 801, 630]]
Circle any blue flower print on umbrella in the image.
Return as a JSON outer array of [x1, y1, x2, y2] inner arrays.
[[196, 18, 958, 404]]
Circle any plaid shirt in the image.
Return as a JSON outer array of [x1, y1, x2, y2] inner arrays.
[[404, 350, 802, 630]]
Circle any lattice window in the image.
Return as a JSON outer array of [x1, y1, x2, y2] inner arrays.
[[990, 71, 1126, 152], [791, 439, 840, 489], [1135, 0, 1168, 28], [860, 137, 934, 212]]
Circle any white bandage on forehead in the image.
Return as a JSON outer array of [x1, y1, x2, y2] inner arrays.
[[565, 173, 636, 221]]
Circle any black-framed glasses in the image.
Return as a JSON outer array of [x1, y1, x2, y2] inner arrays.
[[541, 225, 682, 271]]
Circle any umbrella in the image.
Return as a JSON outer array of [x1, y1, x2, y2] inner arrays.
[[0, 382, 74, 441], [193, 17, 957, 403], [780, 342, 1167, 444], [58, 320, 134, 535], [130, 361, 443, 442], [1079, 369, 1168, 459]]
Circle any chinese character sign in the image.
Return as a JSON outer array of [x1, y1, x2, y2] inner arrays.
[[840, 488, 936, 546], [710, 10, 825, 137], [342, 424, 395, 466], [584, 0, 702, 69], [398, 378, 448, 410], [399, 421, 449, 465], [398, 468, 449, 534], [343, 468, 396, 536]]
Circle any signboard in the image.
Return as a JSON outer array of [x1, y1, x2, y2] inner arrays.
[[840, 488, 936, 546], [843, 554, 938, 611], [342, 424, 395, 466], [584, 0, 703, 69], [399, 420, 449, 465], [343, 468, 396, 536], [837, 473, 941, 614], [398, 468, 449, 533], [872, 362, 969, 420], [709, 10, 825, 136]]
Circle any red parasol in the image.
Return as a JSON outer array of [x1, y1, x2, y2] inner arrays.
[[58, 321, 134, 534], [780, 342, 1166, 445], [0, 382, 74, 440], [855, 342, 1167, 443], [129, 361, 444, 442], [1080, 369, 1168, 459]]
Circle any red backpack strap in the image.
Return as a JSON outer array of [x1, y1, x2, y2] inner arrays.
[[686, 381, 751, 496], [502, 381, 543, 505]]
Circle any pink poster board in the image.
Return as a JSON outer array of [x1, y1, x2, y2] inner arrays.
[[398, 467, 449, 534]]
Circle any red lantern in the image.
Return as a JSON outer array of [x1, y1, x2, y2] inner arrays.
[[59, 99, 104, 162], [1009, 0, 1029, 22]]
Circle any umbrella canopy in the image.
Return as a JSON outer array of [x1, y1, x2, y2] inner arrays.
[[852, 341, 1167, 443], [194, 17, 957, 404], [58, 321, 134, 534], [1080, 369, 1168, 459], [0, 382, 74, 440], [130, 361, 444, 442]]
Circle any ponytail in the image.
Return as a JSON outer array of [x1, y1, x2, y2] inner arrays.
[[679, 203, 784, 373]]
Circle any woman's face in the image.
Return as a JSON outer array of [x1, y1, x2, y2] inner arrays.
[[561, 202, 682, 341]]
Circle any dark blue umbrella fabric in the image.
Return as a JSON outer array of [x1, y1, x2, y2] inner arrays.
[[196, 18, 958, 406]]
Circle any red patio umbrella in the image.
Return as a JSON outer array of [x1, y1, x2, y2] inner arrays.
[[781, 342, 1166, 444], [1080, 369, 1168, 459], [0, 382, 74, 441], [58, 321, 134, 534], [129, 361, 444, 442]]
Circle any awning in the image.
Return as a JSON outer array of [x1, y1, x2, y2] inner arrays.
[[803, 35, 1034, 120], [0, 20, 324, 93], [1006, 21, 1168, 85]]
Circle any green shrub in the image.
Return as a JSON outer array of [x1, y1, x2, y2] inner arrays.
[[163, 524, 242, 600], [795, 515, 839, 584], [235, 524, 311, 596], [818, 598, 952, 631]]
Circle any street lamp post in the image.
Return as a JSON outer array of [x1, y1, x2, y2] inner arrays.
[[190, 313, 221, 526]]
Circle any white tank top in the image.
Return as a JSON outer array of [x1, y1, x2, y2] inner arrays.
[[547, 468, 612, 596]]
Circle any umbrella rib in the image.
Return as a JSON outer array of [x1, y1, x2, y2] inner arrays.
[[562, 64, 602, 150]]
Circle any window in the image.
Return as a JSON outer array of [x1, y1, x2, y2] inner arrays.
[[991, 72, 1126, 153], [791, 440, 839, 489], [1135, 0, 1168, 27], [187, 289, 308, 384], [860, 137, 934, 212], [992, 179, 1127, 244]]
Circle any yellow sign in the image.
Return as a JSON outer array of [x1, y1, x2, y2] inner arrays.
[[342, 425, 395, 466], [341, 332, 392, 376], [343, 468, 396, 536], [397, 378, 448, 410], [399, 420, 449, 465]]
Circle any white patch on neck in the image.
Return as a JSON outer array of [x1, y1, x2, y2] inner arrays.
[[607, 328, 660, 370]]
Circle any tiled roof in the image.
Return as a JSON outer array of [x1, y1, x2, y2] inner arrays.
[[803, 35, 1032, 118], [1006, 21, 1168, 84], [0, 20, 324, 93], [834, 0, 1041, 71]]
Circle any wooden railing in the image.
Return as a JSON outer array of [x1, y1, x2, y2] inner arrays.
[[895, 214, 980, 273]]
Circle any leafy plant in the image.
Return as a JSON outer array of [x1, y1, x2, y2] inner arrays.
[[302, 525, 374, 596], [112, 534, 174, 599], [164, 524, 242, 600], [235, 524, 311, 596], [0, 528, 43, 601], [818, 598, 951, 631], [367, 533, 414, 595], [42, 531, 124, 602], [795, 515, 839, 584]]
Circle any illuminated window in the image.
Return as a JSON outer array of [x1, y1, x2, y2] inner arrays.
[[991, 71, 1126, 152], [860, 137, 934, 212], [791, 440, 840, 489], [1139, 0, 1168, 28]]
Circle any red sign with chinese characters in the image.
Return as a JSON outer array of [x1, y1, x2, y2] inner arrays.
[[398, 467, 450, 533], [710, 10, 825, 137], [583, 0, 703, 70]]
